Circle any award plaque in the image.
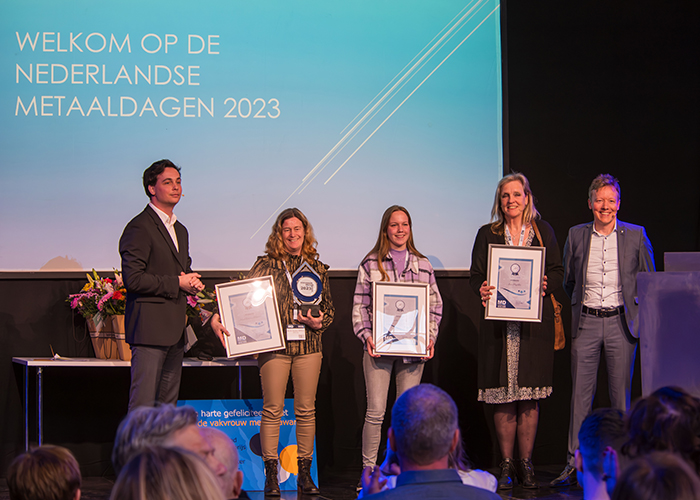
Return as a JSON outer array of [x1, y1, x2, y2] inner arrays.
[[484, 244, 546, 322], [291, 261, 323, 317], [372, 281, 429, 357], [215, 276, 286, 358]]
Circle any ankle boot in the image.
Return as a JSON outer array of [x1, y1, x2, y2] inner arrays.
[[497, 458, 516, 490], [518, 457, 538, 489], [297, 457, 320, 495], [264, 459, 280, 497]]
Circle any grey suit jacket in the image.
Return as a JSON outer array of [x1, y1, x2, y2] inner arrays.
[[119, 205, 191, 346], [563, 220, 655, 339]]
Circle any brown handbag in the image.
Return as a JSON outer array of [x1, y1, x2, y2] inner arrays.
[[531, 221, 566, 350]]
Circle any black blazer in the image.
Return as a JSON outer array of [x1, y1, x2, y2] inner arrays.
[[119, 205, 191, 346]]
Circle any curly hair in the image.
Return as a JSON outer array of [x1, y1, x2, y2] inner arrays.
[[365, 205, 425, 282], [264, 208, 319, 263], [489, 172, 540, 235]]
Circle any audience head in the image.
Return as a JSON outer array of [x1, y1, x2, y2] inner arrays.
[[7, 445, 81, 500], [576, 408, 626, 481], [623, 386, 700, 472], [142, 159, 180, 199], [389, 384, 459, 467], [200, 427, 244, 499], [112, 404, 227, 482], [110, 446, 225, 500], [611, 451, 700, 500]]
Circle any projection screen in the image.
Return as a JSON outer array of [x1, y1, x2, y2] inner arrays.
[[1, 0, 503, 271]]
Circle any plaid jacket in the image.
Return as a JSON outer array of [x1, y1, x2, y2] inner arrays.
[[352, 252, 442, 344]]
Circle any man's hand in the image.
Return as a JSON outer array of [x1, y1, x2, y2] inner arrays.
[[361, 465, 387, 497], [179, 272, 204, 294]]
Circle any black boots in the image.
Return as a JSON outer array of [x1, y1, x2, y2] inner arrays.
[[497, 458, 516, 489], [297, 457, 320, 495], [264, 459, 280, 497], [518, 458, 538, 489]]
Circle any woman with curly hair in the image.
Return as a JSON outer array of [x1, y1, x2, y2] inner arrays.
[[213, 208, 334, 496]]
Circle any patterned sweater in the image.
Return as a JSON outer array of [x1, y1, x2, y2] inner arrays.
[[248, 254, 335, 356]]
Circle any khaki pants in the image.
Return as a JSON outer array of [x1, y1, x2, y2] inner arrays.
[[258, 351, 322, 460]]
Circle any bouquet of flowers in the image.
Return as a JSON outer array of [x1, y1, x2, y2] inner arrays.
[[186, 288, 218, 325], [67, 269, 127, 323]]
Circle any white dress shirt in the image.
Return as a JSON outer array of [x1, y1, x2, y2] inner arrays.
[[583, 224, 622, 309], [149, 202, 179, 252]]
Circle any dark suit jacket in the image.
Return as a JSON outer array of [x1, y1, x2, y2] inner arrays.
[[119, 205, 192, 346], [563, 220, 655, 339]]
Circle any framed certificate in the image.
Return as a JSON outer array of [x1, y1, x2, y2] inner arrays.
[[215, 276, 286, 358], [485, 244, 546, 322], [372, 281, 429, 357]]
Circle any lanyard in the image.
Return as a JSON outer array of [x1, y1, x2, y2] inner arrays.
[[283, 261, 298, 321]]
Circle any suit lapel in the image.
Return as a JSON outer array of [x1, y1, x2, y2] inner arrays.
[[174, 223, 188, 270], [581, 223, 593, 290], [145, 206, 185, 271], [616, 221, 626, 276]]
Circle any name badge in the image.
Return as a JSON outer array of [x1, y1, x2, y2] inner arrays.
[[286, 324, 306, 341]]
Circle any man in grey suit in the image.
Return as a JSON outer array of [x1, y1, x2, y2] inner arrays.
[[119, 159, 204, 411], [550, 174, 654, 487]]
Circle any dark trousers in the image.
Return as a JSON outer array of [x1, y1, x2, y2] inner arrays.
[[128, 335, 184, 411]]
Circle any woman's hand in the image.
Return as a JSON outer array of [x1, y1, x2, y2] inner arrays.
[[365, 335, 380, 358], [210, 313, 229, 348], [297, 309, 324, 330], [421, 338, 435, 361], [542, 274, 548, 296], [479, 281, 495, 307]]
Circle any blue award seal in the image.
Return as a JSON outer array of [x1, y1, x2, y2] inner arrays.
[[291, 261, 323, 317]]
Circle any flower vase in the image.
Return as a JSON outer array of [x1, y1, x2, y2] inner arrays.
[[87, 315, 119, 360], [111, 315, 132, 361]]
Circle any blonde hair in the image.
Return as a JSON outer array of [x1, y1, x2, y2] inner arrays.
[[366, 205, 425, 282], [489, 172, 540, 235], [110, 446, 225, 500], [264, 208, 319, 263]]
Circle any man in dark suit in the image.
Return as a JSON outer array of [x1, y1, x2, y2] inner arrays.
[[119, 159, 204, 411], [551, 174, 655, 486]]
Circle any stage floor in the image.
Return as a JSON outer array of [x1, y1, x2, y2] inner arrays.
[[0, 465, 582, 499]]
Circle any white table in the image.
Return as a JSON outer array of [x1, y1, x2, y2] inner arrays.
[[13, 356, 258, 449]]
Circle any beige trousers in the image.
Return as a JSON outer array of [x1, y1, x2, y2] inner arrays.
[[258, 351, 322, 460]]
